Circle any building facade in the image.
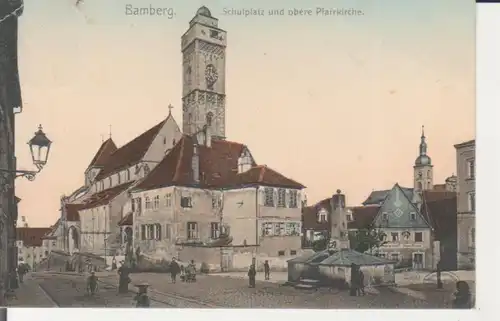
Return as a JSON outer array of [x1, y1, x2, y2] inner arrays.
[[455, 139, 475, 269], [16, 227, 51, 269]]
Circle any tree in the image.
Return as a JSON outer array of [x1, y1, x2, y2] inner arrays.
[[312, 238, 328, 252], [349, 225, 388, 254]]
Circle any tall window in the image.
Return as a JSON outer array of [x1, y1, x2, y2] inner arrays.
[[414, 232, 423, 242], [470, 228, 475, 247], [467, 159, 475, 179], [144, 164, 151, 176], [145, 196, 151, 210], [165, 193, 172, 207], [212, 194, 221, 209], [117, 173, 121, 185], [264, 188, 274, 207], [108, 177, 112, 188], [187, 222, 198, 240], [468, 192, 476, 212], [391, 232, 399, 242], [165, 224, 171, 240], [153, 195, 160, 210], [277, 188, 286, 207], [126, 169, 131, 181], [154, 223, 162, 240], [262, 223, 273, 236], [289, 190, 298, 208], [210, 222, 220, 239], [181, 196, 192, 208]]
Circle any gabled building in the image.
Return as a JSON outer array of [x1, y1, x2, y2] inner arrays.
[[16, 227, 52, 269], [127, 133, 305, 270]]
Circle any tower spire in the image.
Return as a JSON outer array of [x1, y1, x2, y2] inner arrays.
[[419, 125, 427, 156]]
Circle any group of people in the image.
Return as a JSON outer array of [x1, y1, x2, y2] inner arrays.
[[169, 258, 197, 283], [247, 260, 271, 288]]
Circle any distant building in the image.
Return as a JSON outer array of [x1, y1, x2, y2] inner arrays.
[[16, 227, 52, 269], [454, 139, 475, 269]]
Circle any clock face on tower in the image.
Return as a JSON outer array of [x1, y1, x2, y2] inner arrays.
[[205, 64, 218, 90]]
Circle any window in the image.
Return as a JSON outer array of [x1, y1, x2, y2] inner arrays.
[[264, 188, 274, 207], [346, 214, 352, 222], [212, 194, 221, 209], [154, 224, 162, 240], [382, 213, 389, 220], [379, 233, 387, 241], [278, 250, 285, 256], [262, 223, 273, 236], [290, 250, 297, 256], [187, 222, 198, 240], [145, 197, 151, 210], [390, 253, 399, 261], [402, 231, 411, 240], [317, 209, 328, 223], [165, 194, 172, 207], [153, 195, 160, 210], [410, 213, 416, 221], [144, 164, 150, 176], [277, 188, 286, 207], [181, 197, 192, 208], [414, 232, 423, 242], [469, 228, 475, 247], [99, 181, 104, 191], [133, 198, 142, 215], [108, 177, 112, 188], [468, 192, 475, 212], [126, 169, 130, 181], [165, 224, 171, 240], [391, 232, 399, 242], [117, 173, 121, 185], [210, 29, 220, 38], [52, 241, 56, 247], [467, 159, 475, 179], [211, 222, 220, 239], [289, 190, 298, 208]]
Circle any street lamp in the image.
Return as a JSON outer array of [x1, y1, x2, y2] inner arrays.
[[0, 124, 52, 182]]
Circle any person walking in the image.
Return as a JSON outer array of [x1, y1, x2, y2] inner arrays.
[[17, 264, 26, 284], [169, 258, 181, 284], [264, 260, 270, 280], [117, 262, 131, 294], [248, 264, 256, 288], [86, 271, 99, 296]]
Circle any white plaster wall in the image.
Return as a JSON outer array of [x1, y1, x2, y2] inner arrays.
[[223, 187, 258, 246], [142, 116, 182, 164]]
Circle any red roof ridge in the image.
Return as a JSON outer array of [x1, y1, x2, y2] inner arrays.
[[173, 137, 187, 182]]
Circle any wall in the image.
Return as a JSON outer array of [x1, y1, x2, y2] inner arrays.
[[142, 115, 182, 163], [223, 187, 257, 246], [455, 142, 475, 269], [17, 241, 45, 270]]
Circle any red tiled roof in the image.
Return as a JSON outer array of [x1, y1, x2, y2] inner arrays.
[[302, 198, 332, 230], [88, 138, 117, 168], [17, 227, 52, 247], [347, 205, 381, 229], [421, 192, 457, 241], [134, 135, 305, 191], [64, 204, 85, 221], [80, 182, 134, 210], [118, 212, 133, 226], [94, 119, 167, 180]]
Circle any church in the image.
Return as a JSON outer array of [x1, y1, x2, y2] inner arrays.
[[44, 6, 306, 271]]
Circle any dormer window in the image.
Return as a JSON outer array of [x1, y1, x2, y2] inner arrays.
[[238, 149, 252, 174], [317, 209, 328, 223], [144, 164, 151, 176]]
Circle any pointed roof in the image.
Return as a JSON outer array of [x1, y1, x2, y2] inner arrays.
[[362, 187, 414, 206], [94, 118, 169, 180], [87, 138, 117, 169], [347, 205, 380, 229], [133, 135, 305, 191]]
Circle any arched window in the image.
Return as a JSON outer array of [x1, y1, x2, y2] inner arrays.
[[206, 112, 213, 126]]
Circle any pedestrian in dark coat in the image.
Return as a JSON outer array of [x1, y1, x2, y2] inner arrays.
[[452, 281, 473, 309], [357, 270, 365, 296], [349, 263, 359, 296], [87, 271, 98, 296], [264, 260, 270, 280], [117, 262, 131, 293], [169, 258, 181, 284], [248, 264, 257, 288]]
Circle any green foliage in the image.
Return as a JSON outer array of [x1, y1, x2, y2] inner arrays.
[[348, 226, 388, 254], [312, 238, 329, 252]]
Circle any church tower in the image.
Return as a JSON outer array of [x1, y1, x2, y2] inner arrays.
[[181, 6, 227, 140], [413, 126, 433, 191]]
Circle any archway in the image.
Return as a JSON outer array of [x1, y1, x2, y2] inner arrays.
[[68, 226, 80, 254]]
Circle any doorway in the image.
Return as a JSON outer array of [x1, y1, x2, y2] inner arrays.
[[412, 252, 424, 270]]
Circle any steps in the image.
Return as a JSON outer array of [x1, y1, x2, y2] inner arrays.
[[294, 278, 321, 290]]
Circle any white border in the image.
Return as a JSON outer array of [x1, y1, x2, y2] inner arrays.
[[7, 2, 498, 321]]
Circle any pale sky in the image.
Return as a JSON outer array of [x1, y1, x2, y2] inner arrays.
[[14, 0, 475, 227]]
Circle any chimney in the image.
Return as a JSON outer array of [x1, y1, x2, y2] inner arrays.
[[192, 142, 200, 183], [329, 189, 350, 250]]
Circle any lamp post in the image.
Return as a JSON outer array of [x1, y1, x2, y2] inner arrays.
[[0, 124, 52, 182], [0, 124, 51, 291]]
